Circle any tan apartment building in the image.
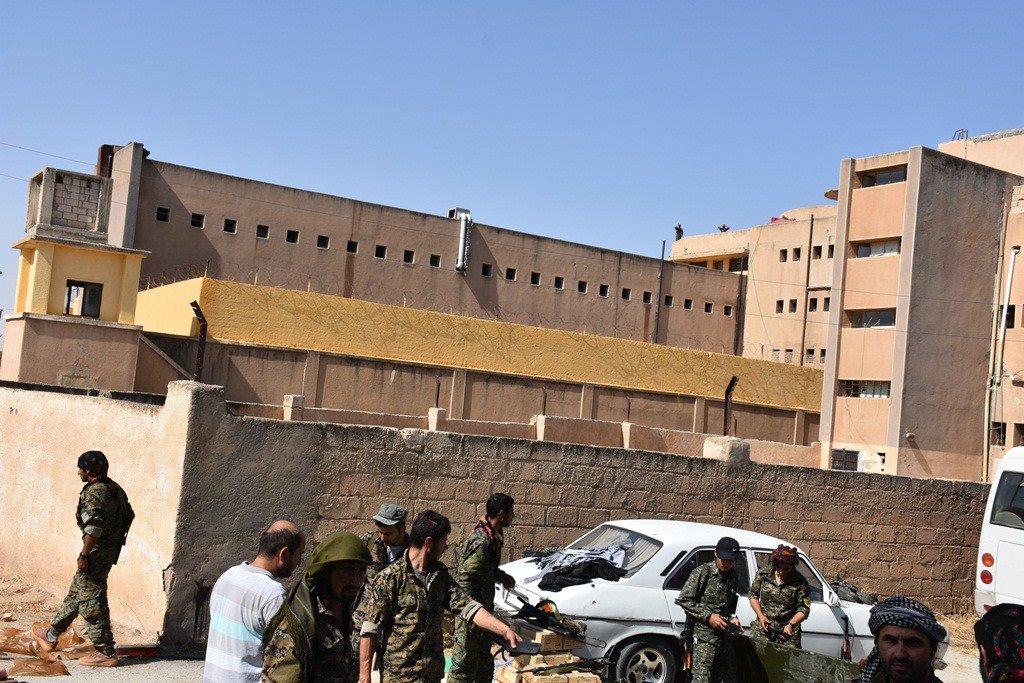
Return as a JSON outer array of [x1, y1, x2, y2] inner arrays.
[[98, 143, 744, 353], [670, 206, 837, 366], [819, 143, 1023, 481]]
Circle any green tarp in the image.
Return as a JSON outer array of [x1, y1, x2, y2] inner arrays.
[[732, 636, 864, 683]]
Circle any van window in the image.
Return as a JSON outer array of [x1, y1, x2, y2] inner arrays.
[[754, 551, 824, 602], [664, 548, 750, 595], [991, 471, 1024, 530], [568, 525, 662, 578]]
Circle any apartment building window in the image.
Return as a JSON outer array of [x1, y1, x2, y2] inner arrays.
[[824, 297, 831, 312], [776, 300, 784, 314], [684, 299, 693, 310], [849, 309, 896, 328], [223, 218, 237, 234], [728, 256, 748, 272], [481, 263, 492, 277], [554, 276, 565, 290], [346, 240, 358, 253], [780, 249, 788, 263], [831, 449, 859, 472], [820, 349, 826, 362], [789, 299, 798, 313], [705, 302, 714, 313], [621, 288, 632, 301], [429, 254, 441, 268], [991, 422, 1007, 447], [256, 224, 270, 239], [724, 304, 733, 316], [375, 245, 388, 259], [504, 267, 516, 281], [530, 272, 541, 286], [191, 213, 205, 229], [812, 245, 822, 259], [793, 247, 802, 261], [643, 291, 652, 304], [771, 349, 780, 362], [317, 235, 330, 249], [999, 304, 1017, 329], [828, 244, 835, 259], [809, 297, 818, 312], [286, 230, 300, 244], [784, 349, 793, 363], [156, 206, 170, 222], [860, 166, 908, 187], [599, 284, 609, 297], [837, 380, 891, 398], [855, 239, 900, 258], [578, 280, 588, 294], [404, 250, 416, 264], [806, 348, 815, 363], [664, 295, 674, 307]]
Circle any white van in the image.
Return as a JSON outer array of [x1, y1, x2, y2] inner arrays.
[[976, 447, 1024, 615]]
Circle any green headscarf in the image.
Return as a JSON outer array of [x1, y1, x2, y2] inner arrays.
[[262, 531, 372, 682]]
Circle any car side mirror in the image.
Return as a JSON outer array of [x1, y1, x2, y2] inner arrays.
[[825, 590, 840, 607]]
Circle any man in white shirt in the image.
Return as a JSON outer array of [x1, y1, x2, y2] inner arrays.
[[203, 520, 306, 682]]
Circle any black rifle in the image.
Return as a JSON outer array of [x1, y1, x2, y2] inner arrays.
[[679, 617, 695, 683], [840, 616, 852, 662]]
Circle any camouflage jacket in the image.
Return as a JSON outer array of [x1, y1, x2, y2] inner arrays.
[[675, 561, 738, 642], [361, 531, 408, 587], [262, 591, 355, 683], [749, 565, 811, 626], [456, 522, 508, 610], [361, 551, 482, 682], [77, 478, 129, 551]]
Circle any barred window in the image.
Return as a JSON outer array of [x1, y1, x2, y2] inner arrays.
[[837, 380, 891, 398], [831, 449, 859, 472]]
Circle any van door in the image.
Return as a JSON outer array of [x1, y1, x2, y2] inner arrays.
[[662, 547, 755, 631], [987, 470, 1024, 604], [752, 551, 844, 657]]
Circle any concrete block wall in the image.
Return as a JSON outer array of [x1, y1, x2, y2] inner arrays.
[[51, 171, 102, 231]]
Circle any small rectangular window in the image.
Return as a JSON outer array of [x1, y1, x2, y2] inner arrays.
[[256, 224, 270, 239], [376, 245, 388, 259], [728, 257, 747, 272], [859, 166, 908, 187], [191, 213, 205, 229], [809, 298, 818, 312], [824, 297, 831, 312], [820, 349, 826, 361], [784, 349, 793, 363], [771, 349, 780, 362], [776, 300, 784, 314], [317, 235, 330, 249], [223, 218, 237, 234], [621, 288, 632, 301], [837, 380, 892, 398], [530, 272, 541, 286], [704, 302, 713, 313], [724, 304, 732, 316], [831, 449, 859, 472], [429, 254, 441, 268], [780, 249, 788, 263], [578, 280, 588, 294], [812, 245, 822, 259], [828, 244, 835, 259], [346, 240, 358, 253], [554, 276, 565, 290], [664, 295, 674, 307], [789, 299, 798, 313], [64, 280, 103, 319], [599, 284, 609, 297], [999, 304, 1017, 330], [684, 299, 693, 310], [643, 291, 652, 304], [712, 260, 724, 270], [806, 348, 815, 362], [155, 206, 170, 222], [793, 247, 802, 261], [505, 267, 516, 281], [404, 250, 415, 264], [849, 309, 896, 328], [286, 230, 300, 244], [481, 263, 493, 277], [991, 422, 1007, 447]]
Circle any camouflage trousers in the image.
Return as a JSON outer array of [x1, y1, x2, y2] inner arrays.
[[747, 619, 802, 649], [448, 620, 494, 683], [51, 550, 116, 656], [690, 635, 738, 683]]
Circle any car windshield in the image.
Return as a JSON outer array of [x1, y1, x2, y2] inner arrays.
[[567, 525, 663, 577]]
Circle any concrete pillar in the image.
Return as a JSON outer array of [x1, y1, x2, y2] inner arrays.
[[579, 384, 595, 419], [428, 407, 447, 431], [792, 410, 806, 446], [108, 142, 145, 248], [703, 436, 751, 465], [692, 397, 707, 434], [118, 256, 143, 324], [25, 243, 54, 314], [622, 422, 633, 450], [301, 352, 321, 406], [449, 369, 467, 419], [283, 394, 304, 421], [534, 414, 548, 441], [37, 169, 56, 226]]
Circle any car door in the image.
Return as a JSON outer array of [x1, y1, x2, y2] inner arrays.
[[752, 550, 844, 656], [662, 547, 755, 631]]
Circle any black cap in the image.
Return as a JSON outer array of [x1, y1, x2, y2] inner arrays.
[[715, 536, 740, 561]]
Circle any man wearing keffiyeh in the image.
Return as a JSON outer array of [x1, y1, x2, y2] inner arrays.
[[862, 596, 947, 682]]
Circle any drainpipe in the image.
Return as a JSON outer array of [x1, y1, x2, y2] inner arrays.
[[985, 242, 1019, 481], [653, 240, 666, 343], [454, 212, 471, 273], [723, 376, 739, 436], [190, 300, 208, 383], [798, 215, 815, 366]]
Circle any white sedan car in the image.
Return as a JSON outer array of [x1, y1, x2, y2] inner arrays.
[[495, 520, 925, 682]]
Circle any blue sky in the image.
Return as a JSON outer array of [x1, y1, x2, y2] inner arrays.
[[1, 2, 1021, 311]]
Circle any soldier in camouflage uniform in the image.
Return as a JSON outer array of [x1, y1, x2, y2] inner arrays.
[[262, 531, 373, 683], [358, 510, 521, 683], [675, 537, 742, 683], [748, 545, 810, 649], [449, 494, 517, 683], [352, 503, 409, 650], [32, 451, 133, 668]]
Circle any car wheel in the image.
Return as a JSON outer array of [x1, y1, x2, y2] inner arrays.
[[613, 638, 677, 683]]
